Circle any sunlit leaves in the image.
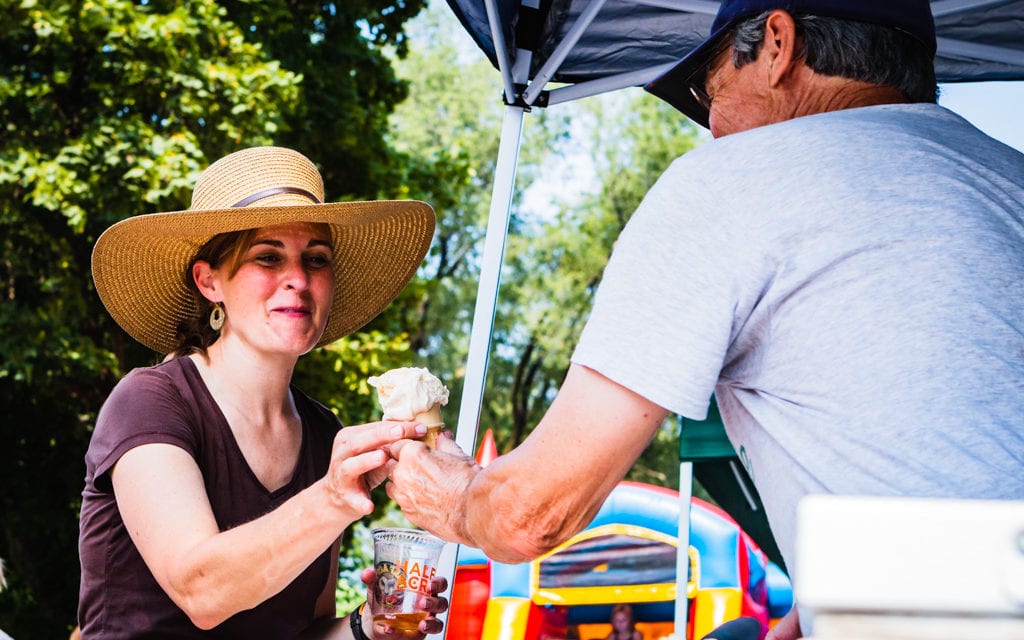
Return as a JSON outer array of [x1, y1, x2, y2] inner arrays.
[[0, 0, 425, 635]]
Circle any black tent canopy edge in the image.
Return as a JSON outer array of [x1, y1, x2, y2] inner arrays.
[[448, 0, 1024, 108]]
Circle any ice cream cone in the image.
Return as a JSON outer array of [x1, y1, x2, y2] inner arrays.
[[368, 367, 449, 448], [414, 405, 444, 447]]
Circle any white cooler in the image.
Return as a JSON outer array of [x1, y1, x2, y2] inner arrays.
[[794, 494, 1024, 639]]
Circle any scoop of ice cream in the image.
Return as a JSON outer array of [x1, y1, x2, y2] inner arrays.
[[368, 367, 449, 421]]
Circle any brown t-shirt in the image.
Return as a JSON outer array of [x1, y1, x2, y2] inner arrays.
[[78, 357, 341, 639]]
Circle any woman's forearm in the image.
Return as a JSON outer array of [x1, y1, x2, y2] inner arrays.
[[163, 479, 360, 628]]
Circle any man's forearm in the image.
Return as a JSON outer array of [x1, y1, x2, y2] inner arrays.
[[461, 459, 610, 564]]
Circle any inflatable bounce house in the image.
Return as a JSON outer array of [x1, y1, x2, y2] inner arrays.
[[445, 432, 792, 640]]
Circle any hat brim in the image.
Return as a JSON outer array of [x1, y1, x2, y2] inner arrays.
[[92, 200, 435, 354], [644, 21, 736, 128]]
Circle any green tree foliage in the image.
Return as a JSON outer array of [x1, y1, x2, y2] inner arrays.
[[382, 5, 707, 495], [0, 0, 709, 632], [313, 4, 575, 604], [382, 4, 569, 421], [0, 1, 425, 635], [488, 91, 705, 486]]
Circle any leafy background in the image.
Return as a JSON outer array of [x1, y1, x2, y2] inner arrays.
[[0, 1, 704, 636]]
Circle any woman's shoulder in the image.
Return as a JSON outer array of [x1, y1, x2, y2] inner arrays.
[[87, 358, 204, 490], [114, 355, 194, 387], [105, 358, 189, 404]]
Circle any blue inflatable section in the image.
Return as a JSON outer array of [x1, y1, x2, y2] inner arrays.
[[456, 482, 792, 623]]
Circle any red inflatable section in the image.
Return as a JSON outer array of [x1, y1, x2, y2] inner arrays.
[[448, 564, 490, 640]]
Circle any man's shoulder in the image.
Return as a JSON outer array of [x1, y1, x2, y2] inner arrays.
[[681, 103, 987, 163]]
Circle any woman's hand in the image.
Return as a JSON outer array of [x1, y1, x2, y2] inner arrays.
[[324, 422, 426, 518], [360, 567, 448, 640]]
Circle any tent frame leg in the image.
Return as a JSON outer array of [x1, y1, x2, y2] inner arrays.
[[678, 460, 693, 638], [454, 103, 525, 455], [433, 103, 525, 639]]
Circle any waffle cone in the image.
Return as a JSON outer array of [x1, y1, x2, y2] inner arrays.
[[415, 405, 444, 447]]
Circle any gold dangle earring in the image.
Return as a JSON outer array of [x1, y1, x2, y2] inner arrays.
[[209, 302, 225, 331]]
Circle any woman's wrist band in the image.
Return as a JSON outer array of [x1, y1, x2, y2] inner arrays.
[[350, 601, 371, 640]]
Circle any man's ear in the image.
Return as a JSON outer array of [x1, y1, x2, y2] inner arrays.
[[762, 9, 801, 87], [192, 260, 220, 303]]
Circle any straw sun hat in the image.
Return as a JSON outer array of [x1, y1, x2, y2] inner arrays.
[[92, 146, 435, 354]]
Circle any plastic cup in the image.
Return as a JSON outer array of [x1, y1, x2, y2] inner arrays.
[[370, 528, 446, 636]]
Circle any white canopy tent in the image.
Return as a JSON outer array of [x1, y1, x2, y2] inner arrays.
[[436, 1, 1024, 636]]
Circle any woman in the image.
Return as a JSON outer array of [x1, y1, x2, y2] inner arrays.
[[78, 146, 443, 639], [605, 604, 642, 640]]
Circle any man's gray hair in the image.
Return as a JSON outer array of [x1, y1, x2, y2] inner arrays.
[[730, 11, 938, 103]]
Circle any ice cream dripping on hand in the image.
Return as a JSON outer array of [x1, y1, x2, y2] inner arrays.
[[368, 367, 449, 446]]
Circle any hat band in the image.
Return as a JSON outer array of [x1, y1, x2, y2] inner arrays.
[[232, 186, 322, 208]]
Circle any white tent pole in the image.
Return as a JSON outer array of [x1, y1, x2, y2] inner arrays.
[[677, 461, 694, 637], [484, 0, 518, 105], [432, 103, 525, 640], [454, 104, 525, 453], [545, 62, 676, 105], [522, 0, 610, 105]]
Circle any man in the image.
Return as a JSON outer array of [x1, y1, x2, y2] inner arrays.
[[386, 1, 1024, 637]]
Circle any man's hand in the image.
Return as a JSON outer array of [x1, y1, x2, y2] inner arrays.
[[385, 365, 668, 563], [385, 434, 480, 545]]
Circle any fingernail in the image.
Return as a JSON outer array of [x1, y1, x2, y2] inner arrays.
[[415, 424, 427, 435]]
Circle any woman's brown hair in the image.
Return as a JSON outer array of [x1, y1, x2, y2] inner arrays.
[[170, 229, 258, 358]]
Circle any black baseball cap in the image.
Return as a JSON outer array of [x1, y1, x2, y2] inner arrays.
[[645, 0, 937, 128]]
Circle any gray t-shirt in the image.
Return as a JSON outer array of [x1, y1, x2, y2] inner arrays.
[[573, 103, 1024, 573]]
